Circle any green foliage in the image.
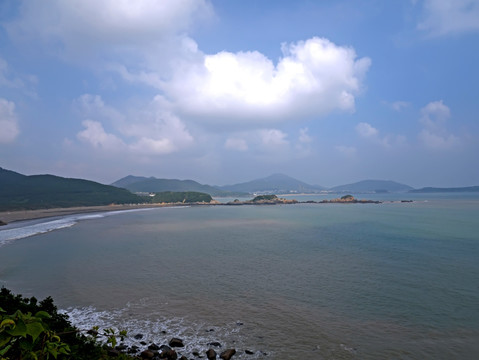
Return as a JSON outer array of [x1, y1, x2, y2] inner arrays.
[[0, 308, 70, 359], [150, 191, 213, 203], [0, 288, 133, 360], [340, 194, 354, 200], [252, 194, 278, 202], [0, 168, 143, 211]]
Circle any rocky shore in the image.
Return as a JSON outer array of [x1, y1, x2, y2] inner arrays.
[[0, 195, 386, 226], [105, 334, 258, 360]]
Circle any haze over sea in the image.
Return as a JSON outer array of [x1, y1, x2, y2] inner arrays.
[[1, 193, 478, 359]]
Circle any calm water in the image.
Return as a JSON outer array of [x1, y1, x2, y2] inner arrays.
[[1, 195, 479, 359]]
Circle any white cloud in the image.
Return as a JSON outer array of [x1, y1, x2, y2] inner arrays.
[[418, 0, 479, 36], [418, 100, 459, 149], [390, 101, 410, 112], [298, 128, 312, 143], [336, 145, 357, 157], [164, 37, 370, 125], [356, 122, 406, 148], [0, 98, 20, 143], [0, 57, 37, 96], [75, 95, 193, 155], [74, 94, 124, 122], [8, 0, 213, 58], [77, 120, 125, 151], [356, 122, 379, 138], [225, 138, 248, 151], [260, 129, 289, 148]]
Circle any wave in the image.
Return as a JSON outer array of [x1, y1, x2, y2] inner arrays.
[[0, 208, 155, 247], [62, 304, 262, 359]]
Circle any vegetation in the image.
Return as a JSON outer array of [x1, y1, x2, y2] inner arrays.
[[0, 287, 131, 360], [340, 194, 354, 200], [252, 194, 278, 202], [150, 191, 213, 203], [0, 168, 143, 211], [112, 175, 245, 197]]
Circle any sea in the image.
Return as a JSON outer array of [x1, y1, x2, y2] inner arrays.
[[1, 193, 478, 359]]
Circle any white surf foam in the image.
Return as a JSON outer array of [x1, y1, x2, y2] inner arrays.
[[0, 208, 156, 247]]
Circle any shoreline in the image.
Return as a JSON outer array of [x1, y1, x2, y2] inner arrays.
[[0, 203, 171, 225], [0, 197, 387, 225]]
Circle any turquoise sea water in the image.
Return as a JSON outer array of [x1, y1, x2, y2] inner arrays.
[[1, 194, 479, 359]]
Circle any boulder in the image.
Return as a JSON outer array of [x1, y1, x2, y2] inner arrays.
[[169, 337, 185, 348], [134, 333, 144, 340], [206, 348, 217, 360], [148, 343, 161, 351], [244, 350, 254, 355], [220, 349, 236, 360], [140, 350, 155, 359], [164, 349, 178, 360]]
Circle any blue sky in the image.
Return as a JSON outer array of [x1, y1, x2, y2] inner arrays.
[[0, 0, 478, 188]]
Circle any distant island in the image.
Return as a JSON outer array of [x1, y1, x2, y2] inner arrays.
[[410, 186, 479, 193]]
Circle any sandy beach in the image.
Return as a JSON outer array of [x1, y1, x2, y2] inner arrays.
[[0, 204, 168, 225]]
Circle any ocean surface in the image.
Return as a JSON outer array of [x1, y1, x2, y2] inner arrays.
[[1, 193, 479, 359]]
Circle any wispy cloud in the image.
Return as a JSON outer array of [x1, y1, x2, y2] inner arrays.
[[418, 100, 459, 149], [418, 0, 479, 36], [0, 98, 20, 143]]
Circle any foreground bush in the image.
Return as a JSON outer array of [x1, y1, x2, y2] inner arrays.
[[0, 287, 131, 360]]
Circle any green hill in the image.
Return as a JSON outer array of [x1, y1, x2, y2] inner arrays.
[[0, 167, 143, 211], [112, 175, 243, 197], [220, 173, 324, 194], [151, 191, 213, 203]]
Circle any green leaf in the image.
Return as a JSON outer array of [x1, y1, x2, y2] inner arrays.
[[26, 322, 44, 342], [34, 311, 51, 320], [0, 344, 12, 356], [0, 318, 15, 330], [7, 318, 27, 337]]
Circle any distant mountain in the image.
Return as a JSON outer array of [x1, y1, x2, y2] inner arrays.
[[410, 186, 479, 193], [219, 173, 324, 194], [330, 180, 413, 193], [0, 167, 143, 211], [112, 176, 242, 197], [111, 175, 149, 188]]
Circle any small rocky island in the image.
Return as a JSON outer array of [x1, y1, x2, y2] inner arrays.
[[226, 194, 298, 205], [225, 194, 380, 206]]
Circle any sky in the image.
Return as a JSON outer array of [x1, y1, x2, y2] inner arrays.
[[0, 0, 478, 188]]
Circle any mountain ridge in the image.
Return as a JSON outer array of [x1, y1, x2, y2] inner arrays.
[[0, 167, 143, 211]]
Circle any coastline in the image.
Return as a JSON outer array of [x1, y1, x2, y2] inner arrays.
[[0, 203, 169, 225]]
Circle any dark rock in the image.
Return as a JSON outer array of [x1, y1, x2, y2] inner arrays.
[[179, 356, 188, 360], [107, 348, 120, 357], [134, 333, 144, 340], [236, 322, 243, 326], [244, 350, 254, 355], [164, 349, 177, 360], [141, 350, 155, 359], [128, 346, 140, 354], [149, 343, 161, 351], [169, 337, 185, 348], [220, 349, 236, 360], [0, 220, 7, 226], [192, 350, 201, 357], [206, 348, 217, 360], [208, 341, 222, 347], [159, 345, 172, 353], [140, 341, 147, 345]]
